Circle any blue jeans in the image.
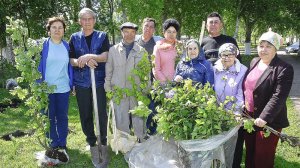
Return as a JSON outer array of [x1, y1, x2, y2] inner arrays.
[[146, 99, 158, 135], [47, 92, 70, 148]]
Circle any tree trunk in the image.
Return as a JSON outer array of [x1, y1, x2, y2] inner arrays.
[[18, 0, 30, 37], [233, 0, 241, 39], [86, 0, 92, 9], [244, 22, 253, 55], [108, 0, 115, 45], [5, 37, 14, 63], [233, 16, 239, 39], [0, 18, 6, 48]]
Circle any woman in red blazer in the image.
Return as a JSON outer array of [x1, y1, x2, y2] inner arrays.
[[243, 30, 294, 168]]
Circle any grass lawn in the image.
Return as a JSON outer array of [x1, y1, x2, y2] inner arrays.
[[0, 90, 128, 168], [0, 89, 299, 167]]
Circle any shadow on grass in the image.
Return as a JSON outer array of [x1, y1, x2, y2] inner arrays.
[[56, 148, 93, 167], [0, 105, 29, 135], [55, 147, 128, 168]]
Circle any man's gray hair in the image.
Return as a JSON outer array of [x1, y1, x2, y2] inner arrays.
[[78, 8, 96, 19]]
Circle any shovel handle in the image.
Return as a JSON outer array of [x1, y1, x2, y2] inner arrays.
[[90, 68, 102, 145]]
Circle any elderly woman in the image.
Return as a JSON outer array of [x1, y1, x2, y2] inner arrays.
[[213, 43, 247, 168], [153, 18, 180, 83], [38, 17, 72, 163], [243, 31, 294, 167], [214, 43, 247, 112], [174, 39, 214, 85]]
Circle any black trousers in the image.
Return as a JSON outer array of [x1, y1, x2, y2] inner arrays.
[[232, 126, 245, 168], [75, 86, 107, 146]]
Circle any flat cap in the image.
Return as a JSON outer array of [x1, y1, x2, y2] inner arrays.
[[120, 22, 138, 31]]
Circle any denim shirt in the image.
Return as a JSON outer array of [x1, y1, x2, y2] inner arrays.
[[38, 38, 73, 89], [70, 30, 107, 88], [175, 49, 214, 86]]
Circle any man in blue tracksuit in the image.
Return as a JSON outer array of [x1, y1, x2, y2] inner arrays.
[[69, 8, 109, 168]]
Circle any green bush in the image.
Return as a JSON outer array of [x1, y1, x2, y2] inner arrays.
[[241, 54, 257, 68]]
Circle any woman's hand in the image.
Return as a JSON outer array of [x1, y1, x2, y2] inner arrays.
[[174, 75, 183, 82], [254, 118, 267, 127]]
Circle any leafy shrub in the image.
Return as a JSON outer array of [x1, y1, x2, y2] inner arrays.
[[151, 80, 238, 140], [241, 54, 256, 68]]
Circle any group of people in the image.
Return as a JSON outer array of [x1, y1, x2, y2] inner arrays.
[[38, 7, 294, 168]]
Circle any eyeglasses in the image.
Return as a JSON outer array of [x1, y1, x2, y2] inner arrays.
[[166, 30, 177, 34], [220, 54, 235, 59]]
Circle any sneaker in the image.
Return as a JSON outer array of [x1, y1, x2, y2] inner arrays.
[[45, 148, 69, 163]]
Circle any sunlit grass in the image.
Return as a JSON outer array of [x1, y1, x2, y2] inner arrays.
[[0, 93, 128, 168], [0, 88, 299, 167]]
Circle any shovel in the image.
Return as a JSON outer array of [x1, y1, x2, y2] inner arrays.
[[90, 68, 108, 168]]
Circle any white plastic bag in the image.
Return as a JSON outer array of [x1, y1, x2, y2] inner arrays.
[[128, 135, 183, 168], [177, 125, 240, 168], [108, 100, 137, 154], [127, 125, 240, 168]]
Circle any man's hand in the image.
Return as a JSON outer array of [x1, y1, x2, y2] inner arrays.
[[77, 54, 91, 68], [86, 59, 98, 69]]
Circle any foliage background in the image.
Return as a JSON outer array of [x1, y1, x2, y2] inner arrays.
[[0, 0, 299, 49]]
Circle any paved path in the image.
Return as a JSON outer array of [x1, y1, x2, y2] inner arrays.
[[277, 53, 300, 118]]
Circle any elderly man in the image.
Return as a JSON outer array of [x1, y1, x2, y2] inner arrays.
[[105, 22, 148, 142], [69, 8, 109, 168], [201, 12, 241, 64]]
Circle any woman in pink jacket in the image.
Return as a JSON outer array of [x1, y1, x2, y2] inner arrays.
[[153, 19, 180, 83]]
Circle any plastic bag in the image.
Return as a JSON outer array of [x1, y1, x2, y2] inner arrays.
[[127, 125, 240, 168], [35, 151, 61, 167], [128, 135, 183, 168], [177, 125, 240, 168], [107, 100, 137, 154]]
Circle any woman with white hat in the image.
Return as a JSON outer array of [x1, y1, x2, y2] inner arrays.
[[243, 30, 294, 167]]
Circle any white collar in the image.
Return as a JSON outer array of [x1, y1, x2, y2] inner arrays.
[[214, 58, 242, 73]]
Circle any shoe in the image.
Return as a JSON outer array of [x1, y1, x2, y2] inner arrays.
[[45, 148, 69, 163]]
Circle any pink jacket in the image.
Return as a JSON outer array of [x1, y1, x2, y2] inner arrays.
[[153, 39, 177, 83]]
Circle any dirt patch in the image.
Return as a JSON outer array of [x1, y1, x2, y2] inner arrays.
[[0, 98, 22, 113], [1, 129, 35, 141]]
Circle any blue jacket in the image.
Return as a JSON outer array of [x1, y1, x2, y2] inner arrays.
[[37, 38, 73, 88], [175, 49, 214, 85], [70, 30, 107, 88]]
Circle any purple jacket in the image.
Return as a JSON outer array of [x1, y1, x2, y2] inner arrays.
[[214, 59, 247, 113]]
